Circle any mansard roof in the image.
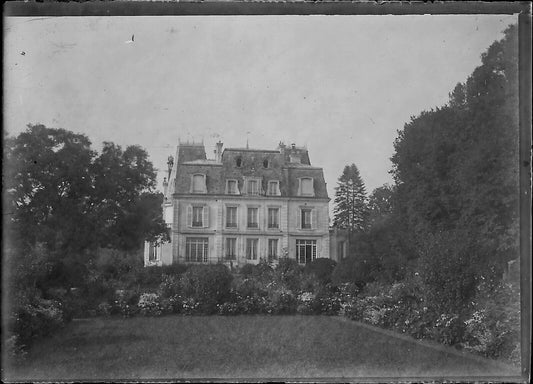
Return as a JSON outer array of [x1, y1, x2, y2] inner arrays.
[[171, 143, 328, 199]]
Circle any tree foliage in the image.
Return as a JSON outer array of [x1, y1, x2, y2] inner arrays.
[[333, 164, 369, 233], [390, 24, 519, 288], [4, 124, 168, 254]]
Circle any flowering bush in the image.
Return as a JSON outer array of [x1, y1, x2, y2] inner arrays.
[[10, 298, 65, 351], [297, 292, 316, 314], [181, 297, 200, 315], [158, 274, 182, 298], [138, 293, 162, 316], [217, 302, 240, 315], [265, 283, 297, 314]]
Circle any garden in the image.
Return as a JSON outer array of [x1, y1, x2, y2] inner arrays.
[[4, 252, 521, 375]]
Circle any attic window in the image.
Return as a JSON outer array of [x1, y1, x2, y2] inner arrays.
[[290, 154, 301, 164], [236, 157, 242, 167], [263, 159, 269, 168], [191, 174, 207, 193], [298, 177, 314, 196]]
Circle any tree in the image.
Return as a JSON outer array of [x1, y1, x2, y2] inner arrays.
[[4, 124, 168, 254], [390, 24, 519, 291], [4, 124, 96, 253], [333, 164, 369, 234]]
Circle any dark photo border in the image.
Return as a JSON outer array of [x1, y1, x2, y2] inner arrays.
[[3, 1, 531, 382]]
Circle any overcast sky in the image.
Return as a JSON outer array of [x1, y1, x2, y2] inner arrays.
[[4, 15, 517, 211]]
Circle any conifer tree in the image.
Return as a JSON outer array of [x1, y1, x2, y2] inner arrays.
[[333, 164, 368, 234]]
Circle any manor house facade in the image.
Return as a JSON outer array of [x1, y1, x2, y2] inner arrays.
[[144, 141, 333, 267]]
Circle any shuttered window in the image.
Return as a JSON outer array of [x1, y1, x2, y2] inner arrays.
[[188, 205, 209, 228]]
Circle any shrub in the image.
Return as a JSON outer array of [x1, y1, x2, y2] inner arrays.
[[160, 264, 189, 276], [138, 293, 162, 316], [158, 274, 182, 298], [239, 264, 255, 277], [304, 258, 337, 285], [296, 292, 317, 314], [331, 256, 373, 288], [10, 298, 65, 350], [265, 282, 297, 314], [275, 258, 303, 292], [217, 301, 240, 315], [180, 264, 233, 313]]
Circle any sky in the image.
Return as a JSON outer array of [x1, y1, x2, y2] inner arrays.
[[4, 15, 517, 214]]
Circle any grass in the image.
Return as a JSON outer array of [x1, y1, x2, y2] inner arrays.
[[3, 315, 519, 381]]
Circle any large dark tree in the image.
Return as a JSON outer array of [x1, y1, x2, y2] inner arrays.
[[4, 124, 168, 254], [333, 164, 369, 234], [4, 125, 96, 252], [390, 24, 519, 306]]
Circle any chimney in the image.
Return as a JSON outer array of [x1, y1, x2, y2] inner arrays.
[[215, 141, 223, 162]]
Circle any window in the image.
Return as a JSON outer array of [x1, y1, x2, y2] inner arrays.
[[338, 241, 346, 259], [226, 238, 237, 260], [226, 206, 238, 228], [296, 239, 317, 264], [236, 157, 242, 167], [268, 239, 278, 261], [247, 207, 258, 228], [186, 237, 209, 263], [188, 205, 209, 228], [192, 206, 203, 227], [246, 238, 258, 260], [148, 243, 158, 261], [226, 179, 239, 195], [263, 159, 269, 168], [301, 208, 312, 229], [267, 180, 280, 196], [191, 174, 206, 193], [299, 177, 314, 196], [268, 208, 279, 229], [247, 179, 259, 195]]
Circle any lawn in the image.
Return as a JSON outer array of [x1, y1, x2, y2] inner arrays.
[[3, 315, 519, 381]]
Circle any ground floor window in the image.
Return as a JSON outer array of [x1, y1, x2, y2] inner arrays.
[[226, 238, 237, 260], [296, 239, 317, 264], [246, 238, 258, 260], [185, 237, 208, 263], [268, 239, 278, 261], [148, 243, 158, 261]]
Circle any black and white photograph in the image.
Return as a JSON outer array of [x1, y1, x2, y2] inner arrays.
[[2, 2, 530, 382]]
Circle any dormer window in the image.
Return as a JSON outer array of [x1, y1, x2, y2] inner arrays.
[[226, 179, 239, 195], [263, 159, 269, 168], [243, 177, 262, 195], [298, 177, 314, 196], [236, 157, 242, 167], [191, 174, 207, 194], [290, 154, 301, 164], [267, 180, 281, 196], [248, 180, 259, 195]]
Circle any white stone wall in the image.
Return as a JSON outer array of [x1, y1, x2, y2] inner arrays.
[[169, 196, 330, 265]]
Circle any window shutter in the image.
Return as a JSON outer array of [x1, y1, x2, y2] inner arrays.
[[312, 208, 317, 229], [203, 206, 209, 228], [187, 205, 192, 227], [297, 208, 301, 229]]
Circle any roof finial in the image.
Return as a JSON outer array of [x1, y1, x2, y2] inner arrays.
[[246, 131, 250, 149]]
